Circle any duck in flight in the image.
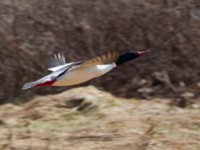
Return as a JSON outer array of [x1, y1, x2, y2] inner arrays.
[[22, 50, 149, 90]]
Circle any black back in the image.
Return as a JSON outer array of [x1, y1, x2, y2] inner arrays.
[[115, 52, 139, 66]]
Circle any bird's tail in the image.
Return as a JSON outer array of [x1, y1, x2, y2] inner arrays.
[[22, 79, 55, 90], [22, 81, 38, 90], [22, 71, 59, 90]]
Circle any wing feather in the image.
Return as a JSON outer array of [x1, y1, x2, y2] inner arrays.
[[82, 50, 119, 66], [47, 51, 119, 72], [47, 53, 67, 71]]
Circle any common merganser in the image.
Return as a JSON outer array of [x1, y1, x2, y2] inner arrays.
[[22, 50, 149, 90]]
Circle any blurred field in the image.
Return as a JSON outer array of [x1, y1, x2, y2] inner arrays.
[[1, 0, 200, 102], [1, 1, 200, 149], [0, 86, 200, 150]]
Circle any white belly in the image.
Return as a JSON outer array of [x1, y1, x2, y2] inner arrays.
[[53, 63, 116, 86]]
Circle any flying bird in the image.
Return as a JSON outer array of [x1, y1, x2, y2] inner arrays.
[[22, 50, 149, 90]]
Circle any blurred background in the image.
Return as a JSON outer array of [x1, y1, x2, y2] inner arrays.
[[0, 0, 200, 149], [1, 0, 200, 103]]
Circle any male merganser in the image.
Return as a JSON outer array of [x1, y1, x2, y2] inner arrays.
[[22, 50, 149, 90]]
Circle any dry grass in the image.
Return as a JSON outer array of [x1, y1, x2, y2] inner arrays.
[[0, 86, 199, 150]]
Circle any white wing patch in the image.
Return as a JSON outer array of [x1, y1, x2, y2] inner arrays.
[[48, 63, 74, 72], [96, 63, 116, 71], [96, 63, 116, 74]]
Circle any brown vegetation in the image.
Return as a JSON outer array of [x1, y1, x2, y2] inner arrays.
[[1, 0, 200, 102], [0, 86, 200, 150]]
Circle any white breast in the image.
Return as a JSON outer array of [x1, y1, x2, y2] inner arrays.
[[53, 63, 116, 86]]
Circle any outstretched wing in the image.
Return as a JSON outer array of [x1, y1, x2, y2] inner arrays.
[[81, 50, 119, 67], [47, 51, 119, 72], [47, 53, 75, 72], [48, 53, 66, 68]]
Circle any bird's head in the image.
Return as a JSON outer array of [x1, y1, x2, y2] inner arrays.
[[115, 50, 150, 66]]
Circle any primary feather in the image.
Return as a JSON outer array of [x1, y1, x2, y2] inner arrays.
[[81, 51, 119, 66], [48, 53, 68, 71]]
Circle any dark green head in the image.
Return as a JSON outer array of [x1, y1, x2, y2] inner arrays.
[[115, 50, 149, 66]]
